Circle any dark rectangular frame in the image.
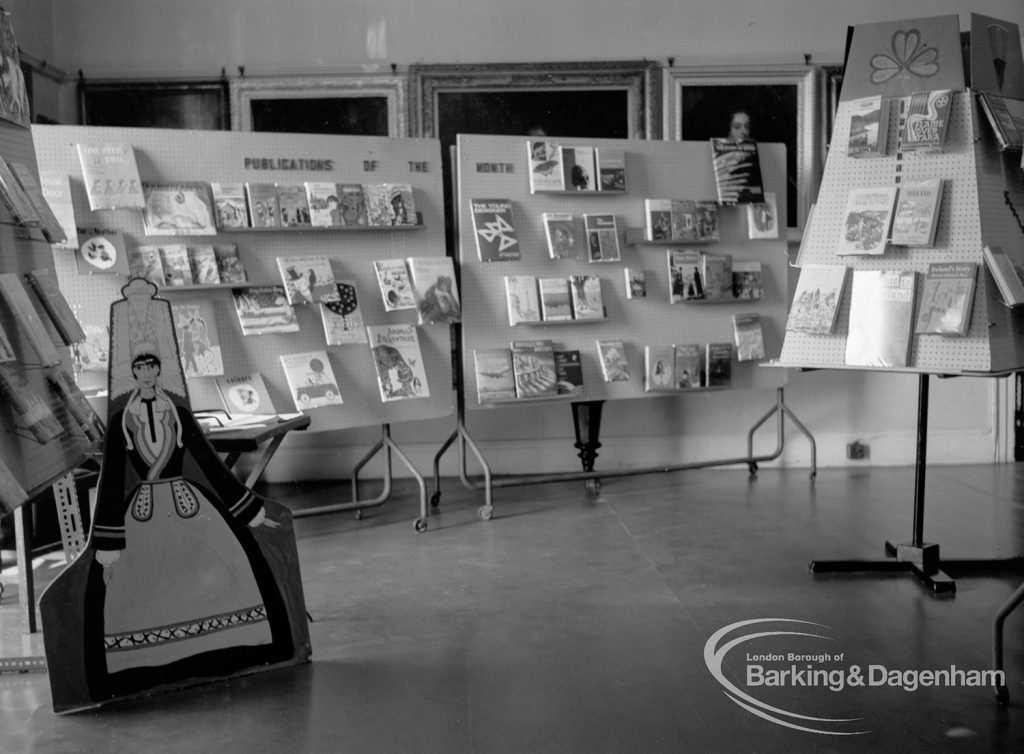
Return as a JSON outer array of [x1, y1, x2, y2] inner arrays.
[[79, 79, 230, 130]]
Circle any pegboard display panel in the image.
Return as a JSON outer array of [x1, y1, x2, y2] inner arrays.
[[780, 91, 1014, 374], [455, 134, 790, 408], [32, 125, 454, 431], [0, 122, 87, 500]]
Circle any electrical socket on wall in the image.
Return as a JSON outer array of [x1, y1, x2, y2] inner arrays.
[[847, 441, 869, 460]]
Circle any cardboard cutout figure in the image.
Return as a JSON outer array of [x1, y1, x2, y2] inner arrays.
[[40, 278, 310, 713]]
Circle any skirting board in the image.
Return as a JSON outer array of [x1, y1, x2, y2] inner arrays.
[[243, 428, 998, 483]]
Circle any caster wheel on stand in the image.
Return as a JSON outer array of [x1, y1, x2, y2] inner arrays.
[[414, 518, 428, 532], [478, 505, 493, 521]]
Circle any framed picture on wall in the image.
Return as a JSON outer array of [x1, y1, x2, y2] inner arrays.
[[80, 79, 230, 130], [663, 65, 819, 235], [229, 74, 408, 137]]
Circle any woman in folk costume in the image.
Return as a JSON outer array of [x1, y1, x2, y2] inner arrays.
[[79, 278, 294, 701]]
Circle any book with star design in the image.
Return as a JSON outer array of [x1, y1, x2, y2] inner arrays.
[[471, 198, 520, 262]]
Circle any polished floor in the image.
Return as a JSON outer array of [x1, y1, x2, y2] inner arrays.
[[2, 464, 1024, 753]]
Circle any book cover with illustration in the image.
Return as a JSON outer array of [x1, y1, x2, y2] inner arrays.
[[474, 348, 516, 403], [845, 270, 918, 368], [583, 213, 620, 262], [210, 182, 250, 228], [245, 182, 281, 227], [276, 183, 312, 227], [668, 250, 704, 303], [76, 141, 144, 211], [338, 184, 369, 226], [645, 199, 673, 241], [0, 156, 41, 228], [38, 171, 79, 249], [215, 372, 277, 416], [569, 275, 604, 320], [562, 146, 597, 192], [914, 262, 977, 336], [373, 258, 416, 311], [977, 91, 1024, 149], [624, 268, 647, 299], [786, 264, 849, 334], [321, 280, 365, 345], [511, 341, 558, 398], [142, 183, 217, 236], [837, 186, 898, 255], [214, 243, 247, 284], [596, 147, 627, 191], [596, 339, 630, 382], [554, 350, 583, 396], [73, 323, 109, 373], [232, 285, 300, 336], [710, 138, 764, 204], [700, 252, 733, 301], [644, 345, 675, 392], [363, 183, 393, 226], [746, 192, 779, 240], [277, 254, 336, 305], [538, 277, 573, 321], [188, 245, 221, 285], [705, 343, 733, 387], [24, 268, 85, 345], [847, 95, 891, 157], [732, 261, 764, 301], [305, 181, 343, 227], [386, 183, 417, 226], [901, 89, 953, 151], [76, 228, 129, 276], [8, 161, 65, 243], [673, 344, 703, 389], [407, 255, 462, 324], [504, 275, 541, 325], [128, 245, 166, 287], [280, 351, 343, 409], [366, 323, 430, 402], [527, 140, 564, 193], [159, 244, 192, 286], [172, 300, 224, 378], [543, 212, 579, 259], [889, 178, 944, 247], [733, 312, 767, 362], [471, 198, 520, 262]]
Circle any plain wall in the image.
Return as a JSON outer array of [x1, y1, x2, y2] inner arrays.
[[10, 0, 1024, 479]]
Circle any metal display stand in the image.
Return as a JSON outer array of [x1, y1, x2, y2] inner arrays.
[[431, 134, 814, 515]]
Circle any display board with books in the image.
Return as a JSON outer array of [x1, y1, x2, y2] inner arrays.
[[778, 14, 1024, 376], [456, 134, 790, 408], [0, 120, 90, 518], [33, 125, 454, 432]]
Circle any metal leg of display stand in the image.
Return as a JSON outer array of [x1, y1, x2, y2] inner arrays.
[[293, 424, 430, 532], [810, 374, 1024, 595], [571, 401, 604, 493], [431, 405, 495, 522], [747, 388, 817, 482]]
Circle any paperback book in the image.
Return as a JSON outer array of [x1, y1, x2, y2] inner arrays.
[[705, 343, 733, 387], [746, 192, 779, 240], [159, 244, 192, 286], [0, 156, 40, 228], [280, 351, 343, 409], [232, 286, 300, 336], [210, 182, 250, 229], [845, 270, 918, 368], [732, 312, 766, 362], [732, 261, 763, 301], [983, 244, 1024, 306], [306, 181, 343, 227], [277, 255, 336, 305], [644, 345, 675, 392], [320, 281, 365, 345], [25, 268, 86, 345], [215, 372, 277, 416], [76, 142, 144, 211], [38, 171, 78, 249], [373, 258, 416, 311], [562, 146, 597, 192], [786, 264, 849, 334], [596, 339, 630, 382], [407, 255, 462, 324], [246, 182, 281, 227], [543, 212, 579, 259], [276, 183, 312, 227], [673, 344, 703, 389], [847, 94, 892, 157], [583, 213, 621, 262], [338, 184, 369, 226], [187, 245, 221, 285], [214, 243, 247, 284], [889, 178, 944, 247], [0, 363, 64, 443], [504, 275, 541, 325], [9, 161, 67, 243], [645, 199, 673, 241], [624, 268, 647, 299], [142, 183, 217, 236], [511, 340, 558, 398], [77, 228, 129, 276], [385, 183, 417, 226], [977, 92, 1024, 150], [596, 147, 627, 191], [527, 141, 564, 193], [47, 369, 104, 442], [700, 252, 733, 301], [837, 186, 898, 255], [710, 138, 764, 204], [915, 262, 977, 336], [901, 89, 953, 151], [569, 275, 604, 320], [474, 348, 516, 403], [366, 323, 430, 401], [471, 198, 520, 262], [679, 200, 720, 243], [172, 300, 224, 378], [74, 323, 109, 373], [364, 184, 392, 226], [538, 277, 573, 321], [668, 250, 704, 303], [554, 350, 583, 396]]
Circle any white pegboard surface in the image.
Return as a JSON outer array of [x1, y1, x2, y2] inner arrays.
[[780, 91, 1023, 374], [456, 134, 790, 408], [32, 125, 454, 431], [0, 121, 87, 498]]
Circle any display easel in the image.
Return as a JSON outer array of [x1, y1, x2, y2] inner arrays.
[[432, 134, 815, 516], [32, 126, 455, 530]]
